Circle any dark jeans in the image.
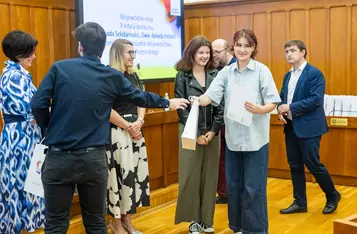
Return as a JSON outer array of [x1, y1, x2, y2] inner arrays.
[[41, 148, 108, 234], [217, 126, 227, 197], [226, 143, 269, 234], [285, 121, 337, 207]]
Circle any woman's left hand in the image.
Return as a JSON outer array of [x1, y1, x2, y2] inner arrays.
[[244, 101, 263, 114], [204, 131, 216, 142], [130, 120, 143, 134]]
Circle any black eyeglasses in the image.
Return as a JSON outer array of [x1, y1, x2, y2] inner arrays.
[[213, 48, 228, 55], [127, 50, 136, 57]]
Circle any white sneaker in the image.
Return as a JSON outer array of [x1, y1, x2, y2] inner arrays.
[[189, 222, 202, 234], [198, 222, 214, 233], [234, 231, 242, 234]]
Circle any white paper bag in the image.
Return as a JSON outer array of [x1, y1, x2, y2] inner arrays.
[[24, 141, 48, 198], [181, 99, 199, 150]]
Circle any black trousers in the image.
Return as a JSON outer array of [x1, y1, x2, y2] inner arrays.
[[41, 147, 108, 234], [285, 121, 337, 207]]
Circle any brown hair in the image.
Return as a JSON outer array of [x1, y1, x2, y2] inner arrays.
[[284, 40, 307, 58], [109, 39, 134, 74], [175, 35, 215, 72], [233, 29, 258, 59]]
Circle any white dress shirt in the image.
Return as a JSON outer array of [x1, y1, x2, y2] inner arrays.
[[287, 61, 307, 120]]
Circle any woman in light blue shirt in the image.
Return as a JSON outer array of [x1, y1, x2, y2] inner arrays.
[[196, 29, 281, 234]]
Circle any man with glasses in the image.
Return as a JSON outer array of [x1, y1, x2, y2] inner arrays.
[[212, 39, 236, 71], [212, 39, 237, 204]]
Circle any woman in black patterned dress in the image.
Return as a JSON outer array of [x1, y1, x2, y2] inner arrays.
[[106, 39, 149, 234]]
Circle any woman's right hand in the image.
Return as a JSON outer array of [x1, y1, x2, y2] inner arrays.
[[197, 135, 208, 145]]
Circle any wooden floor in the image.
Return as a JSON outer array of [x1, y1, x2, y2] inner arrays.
[[129, 178, 357, 234]]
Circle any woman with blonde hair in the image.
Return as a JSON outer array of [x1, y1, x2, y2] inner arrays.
[[106, 39, 148, 234]]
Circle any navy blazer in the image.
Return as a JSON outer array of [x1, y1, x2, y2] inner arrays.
[[279, 63, 328, 138]]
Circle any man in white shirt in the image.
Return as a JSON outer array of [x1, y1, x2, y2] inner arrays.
[[278, 40, 340, 215]]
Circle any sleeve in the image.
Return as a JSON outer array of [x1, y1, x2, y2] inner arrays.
[[211, 101, 224, 133], [3, 71, 34, 121], [133, 73, 144, 90], [290, 70, 325, 117], [30, 65, 56, 130], [259, 66, 281, 105], [205, 69, 226, 107], [113, 71, 170, 109], [174, 71, 190, 125]]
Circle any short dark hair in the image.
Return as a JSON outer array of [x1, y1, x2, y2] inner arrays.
[[284, 40, 307, 58], [2, 30, 38, 62], [233, 29, 258, 59], [175, 35, 215, 71], [73, 22, 106, 58]]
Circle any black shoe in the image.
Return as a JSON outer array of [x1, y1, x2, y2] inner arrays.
[[323, 191, 341, 214], [280, 203, 307, 214], [216, 195, 228, 204]]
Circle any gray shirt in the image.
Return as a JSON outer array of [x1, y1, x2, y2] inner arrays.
[[205, 59, 281, 151]]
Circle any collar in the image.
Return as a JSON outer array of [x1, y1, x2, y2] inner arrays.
[[290, 61, 307, 72], [228, 56, 237, 65], [230, 58, 255, 71], [4, 60, 30, 76], [183, 69, 216, 78], [81, 54, 101, 63]]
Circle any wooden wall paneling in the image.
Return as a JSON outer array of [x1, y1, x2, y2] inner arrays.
[[200, 17, 219, 41], [0, 3, 10, 70], [144, 125, 165, 190], [309, 8, 327, 85], [343, 129, 357, 176], [52, 9, 70, 62], [350, 6, 357, 95], [268, 124, 289, 171], [184, 18, 200, 45], [325, 7, 331, 94], [0, 0, 75, 10], [218, 15, 236, 44], [9, 5, 37, 78], [346, 5, 352, 95], [320, 129, 346, 176], [329, 7, 347, 95], [271, 11, 286, 89], [253, 13, 269, 66], [69, 10, 77, 58], [163, 122, 179, 186], [32, 7, 50, 87], [289, 10, 306, 42], [235, 14, 252, 32]]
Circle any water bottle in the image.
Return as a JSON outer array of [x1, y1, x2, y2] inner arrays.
[[164, 93, 170, 111]]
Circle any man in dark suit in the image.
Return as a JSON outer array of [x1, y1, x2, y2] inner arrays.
[[277, 40, 340, 215]]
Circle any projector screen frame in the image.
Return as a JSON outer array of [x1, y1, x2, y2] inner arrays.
[[75, 0, 184, 84]]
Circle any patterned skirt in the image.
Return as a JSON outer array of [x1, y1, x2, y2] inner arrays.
[[106, 127, 150, 218], [0, 121, 46, 234]]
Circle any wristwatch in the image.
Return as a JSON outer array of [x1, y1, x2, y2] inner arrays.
[[138, 117, 145, 124]]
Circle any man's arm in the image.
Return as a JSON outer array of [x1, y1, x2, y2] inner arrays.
[[30, 65, 56, 130], [114, 72, 188, 110]]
